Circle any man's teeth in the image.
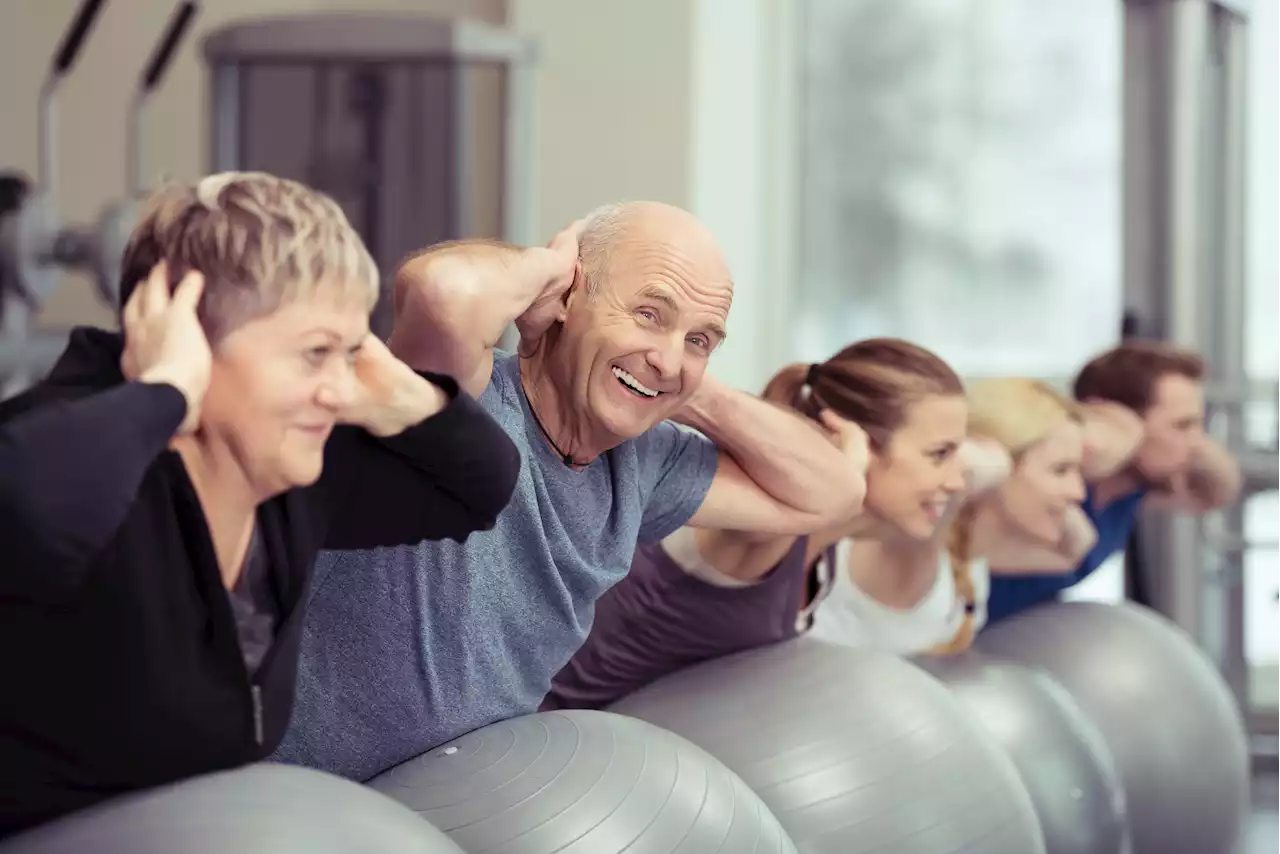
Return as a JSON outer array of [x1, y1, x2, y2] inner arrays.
[[612, 367, 660, 398]]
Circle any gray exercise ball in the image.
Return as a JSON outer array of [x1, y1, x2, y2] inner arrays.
[[0, 763, 461, 854], [975, 601, 1248, 854], [919, 653, 1131, 854], [608, 636, 1045, 854], [368, 709, 798, 854]]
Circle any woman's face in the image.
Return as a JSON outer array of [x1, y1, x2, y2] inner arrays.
[[199, 288, 370, 499], [996, 420, 1088, 544], [862, 394, 969, 541]]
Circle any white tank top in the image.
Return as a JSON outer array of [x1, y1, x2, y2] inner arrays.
[[807, 540, 991, 655]]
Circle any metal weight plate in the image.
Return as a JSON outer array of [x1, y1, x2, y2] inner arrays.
[[94, 197, 138, 309], [0, 191, 62, 307], [0, 210, 23, 303]]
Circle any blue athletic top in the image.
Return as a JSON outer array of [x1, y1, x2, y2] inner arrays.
[[985, 484, 1146, 623]]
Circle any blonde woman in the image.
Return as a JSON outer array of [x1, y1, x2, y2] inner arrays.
[[986, 341, 1243, 622]]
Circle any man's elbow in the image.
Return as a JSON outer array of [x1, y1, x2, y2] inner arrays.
[[818, 472, 867, 525], [1202, 475, 1244, 512], [395, 253, 474, 315], [1189, 461, 1245, 512]]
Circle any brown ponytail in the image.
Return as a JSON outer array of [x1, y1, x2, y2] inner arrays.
[[760, 340, 964, 449], [926, 502, 980, 655]]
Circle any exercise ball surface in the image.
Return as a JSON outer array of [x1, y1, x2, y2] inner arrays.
[[976, 601, 1248, 854], [0, 763, 461, 854], [368, 709, 798, 854], [920, 653, 1130, 854], [609, 637, 1045, 854]]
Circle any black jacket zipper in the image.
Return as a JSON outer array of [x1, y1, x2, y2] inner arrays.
[[251, 684, 264, 746]]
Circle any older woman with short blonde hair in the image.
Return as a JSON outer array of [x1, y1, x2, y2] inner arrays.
[[0, 172, 520, 838]]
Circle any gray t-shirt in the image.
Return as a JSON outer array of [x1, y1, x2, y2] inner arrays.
[[271, 352, 720, 781]]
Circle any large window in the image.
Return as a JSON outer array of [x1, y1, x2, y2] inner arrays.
[[796, 0, 1128, 601], [795, 0, 1122, 375], [1243, 0, 1279, 699]]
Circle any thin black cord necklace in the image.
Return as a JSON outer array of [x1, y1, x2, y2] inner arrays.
[[523, 385, 591, 468]]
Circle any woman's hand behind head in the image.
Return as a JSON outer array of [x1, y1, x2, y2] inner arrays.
[[337, 336, 449, 437], [121, 263, 211, 435]]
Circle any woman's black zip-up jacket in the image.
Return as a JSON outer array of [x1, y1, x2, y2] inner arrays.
[[0, 327, 521, 837]]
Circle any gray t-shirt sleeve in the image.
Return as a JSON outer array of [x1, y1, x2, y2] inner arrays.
[[635, 421, 720, 544]]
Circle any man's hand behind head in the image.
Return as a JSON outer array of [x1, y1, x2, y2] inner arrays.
[[514, 219, 587, 353]]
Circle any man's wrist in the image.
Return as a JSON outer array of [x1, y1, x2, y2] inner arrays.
[[672, 376, 730, 434], [961, 438, 1012, 491], [1058, 505, 1098, 560]]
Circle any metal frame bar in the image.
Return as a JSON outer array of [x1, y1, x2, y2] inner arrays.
[[453, 63, 475, 239], [1213, 1, 1253, 708], [210, 63, 241, 172], [496, 57, 538, 355], [501, 59, 537, 247]]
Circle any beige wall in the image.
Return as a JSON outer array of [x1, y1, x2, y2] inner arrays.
[[510, 0, 693, 241], [0, 0, 505, 329]]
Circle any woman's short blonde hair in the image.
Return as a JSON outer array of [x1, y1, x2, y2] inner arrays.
[[118, 171, 378, 343]]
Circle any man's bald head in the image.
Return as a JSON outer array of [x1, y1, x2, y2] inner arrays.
[[540, 200, 733, 446], [577, 201, 730, 298]]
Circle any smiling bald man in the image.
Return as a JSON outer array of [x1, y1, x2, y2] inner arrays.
[[272, 202, 869, 781]]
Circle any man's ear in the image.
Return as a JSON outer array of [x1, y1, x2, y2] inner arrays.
[[557, 261, 584, 322]]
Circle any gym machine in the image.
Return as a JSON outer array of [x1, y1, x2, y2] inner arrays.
[[200, 13, 538, 341], [0, 0, 199, 399]]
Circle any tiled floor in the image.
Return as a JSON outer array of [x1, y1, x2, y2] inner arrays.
[[1240, 770, 1278, 854]]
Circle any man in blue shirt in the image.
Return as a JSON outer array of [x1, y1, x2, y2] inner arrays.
[[273, 202, 870, 781], [987, 341, 1243, 622]]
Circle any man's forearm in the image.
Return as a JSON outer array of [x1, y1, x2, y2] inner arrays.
[[676, 379, 861, 520], [387, 241, 536, 372], [1057, 503, 1099, 565], [1080, 401, 1144, 481], [1186, 438, 1243, 508], [988, 505, 1098, 573]]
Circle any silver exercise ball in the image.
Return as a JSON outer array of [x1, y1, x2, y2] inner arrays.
[[368, 709, 798, 854], [608, 637, 1045, 854], [919, 653, 1130, 854], [975, 601, 1249, 854], [0, 764, 462, 854]]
